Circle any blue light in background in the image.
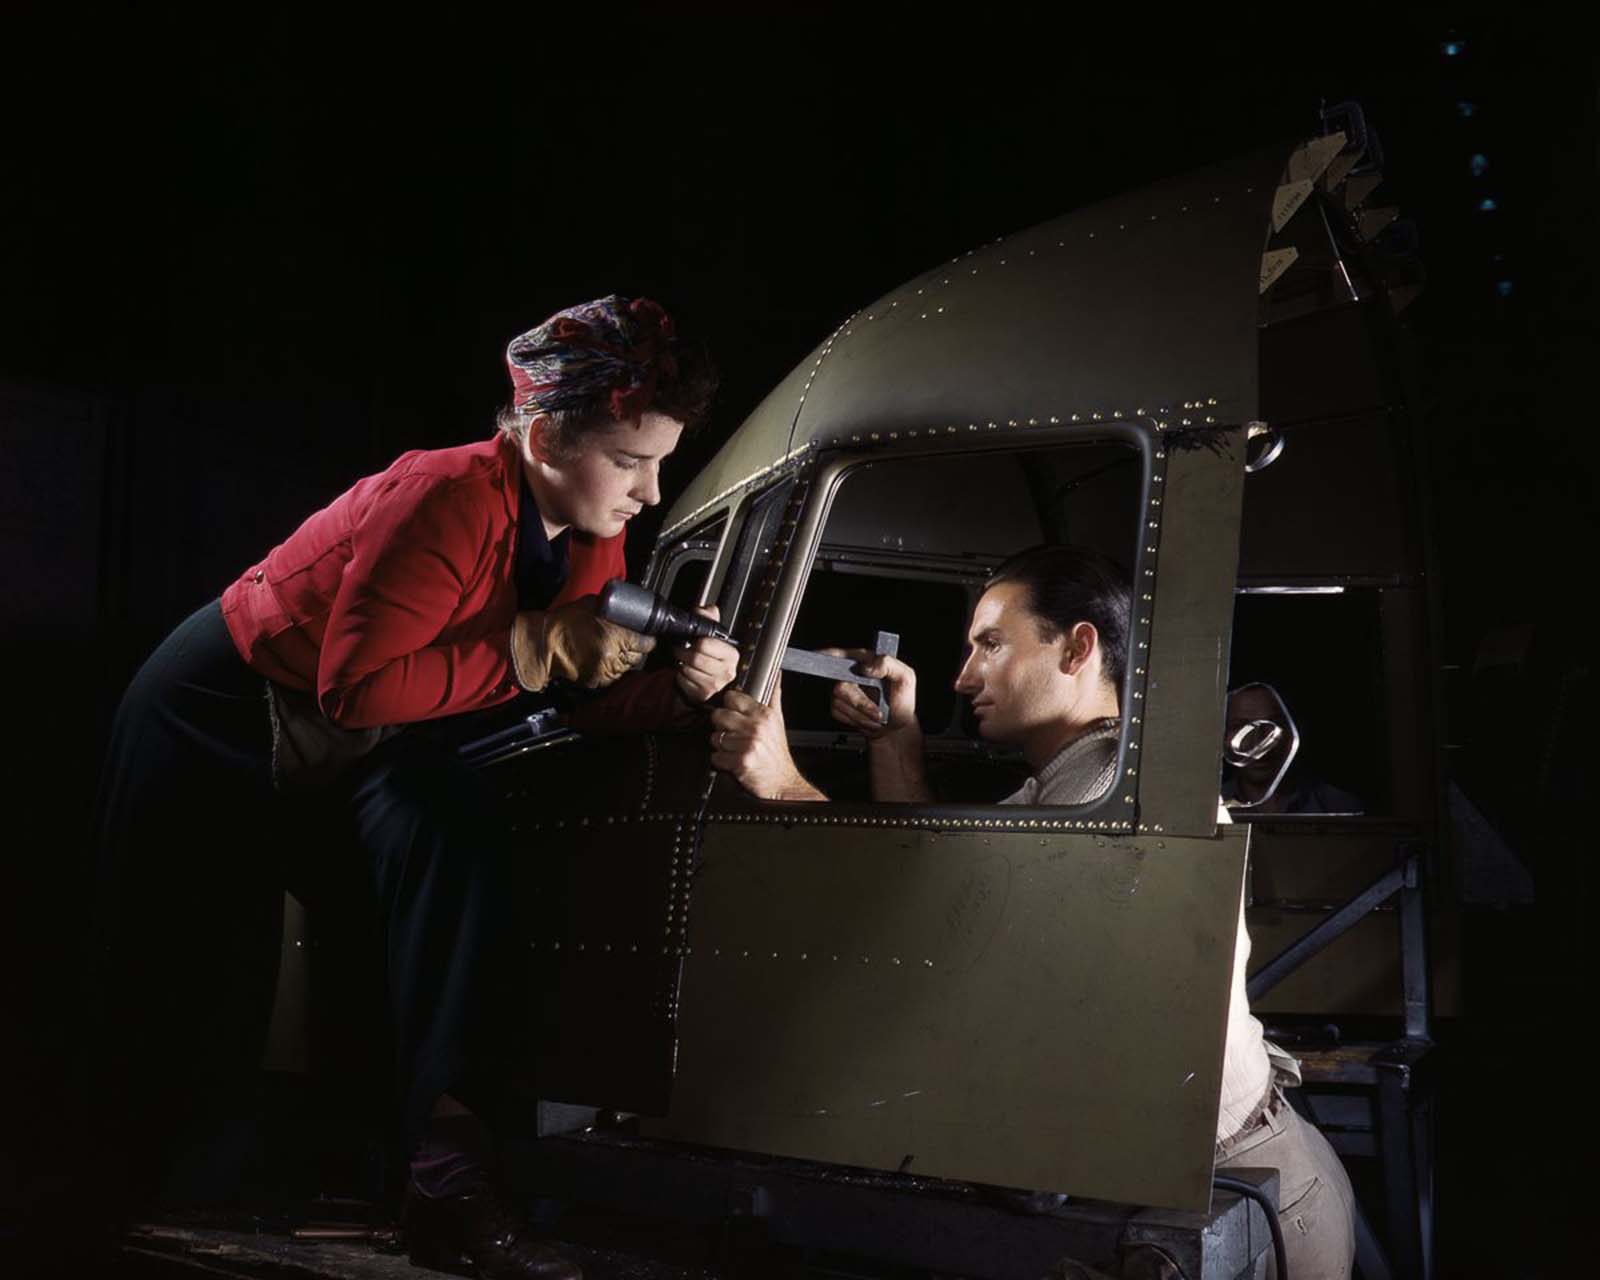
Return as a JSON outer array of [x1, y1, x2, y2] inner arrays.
[[1457, 101, 1477, 118], [1442, 41, 1464, 57], [1478, 197, 1499, 212], [1496, 281, 1514, 297], [1470, 154, 1489, 177]]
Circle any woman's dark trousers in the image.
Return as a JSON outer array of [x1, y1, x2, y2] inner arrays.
[[87, 600, 518, 1210]]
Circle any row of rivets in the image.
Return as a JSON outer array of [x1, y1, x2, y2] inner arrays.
[[534, 941, 683, 956], [797, 319, 850, 409], [922, 195, 1243, 288], [702, 813, 1132, 832], [693, 950, 940, 966], [517, 812, 693, 833], [729, 479, 812, 678], [827, 404, 1215, 451], [668, 817, 691, 941], [1118, 435, 1166, 825], [828, 173, 1279, 357], [660, 441, 815, 542], [640, 736, 658, 813]]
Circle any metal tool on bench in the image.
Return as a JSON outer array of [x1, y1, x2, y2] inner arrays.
[[780, 630, 900, 723], [458, 705, 573, 770], [290, 1225, 404, 1250]]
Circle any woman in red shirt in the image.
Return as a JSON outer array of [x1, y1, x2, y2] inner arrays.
[[89, 297, 735, 1279]]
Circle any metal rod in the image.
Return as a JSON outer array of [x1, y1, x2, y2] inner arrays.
[[458, 707, 564, 761], [1378, 1064, 1426, 1278], [1247, 862, 1409, 1002], [1398, 851, 1431, 1041], [462, 728, 576, 772], [290, 1226, 401, 1247]]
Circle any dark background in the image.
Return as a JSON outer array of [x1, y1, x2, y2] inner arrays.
[[4, 10, 1595, 1276]]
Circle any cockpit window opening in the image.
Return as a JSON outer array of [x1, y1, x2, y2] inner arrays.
[[775, 437, 1147, 812]]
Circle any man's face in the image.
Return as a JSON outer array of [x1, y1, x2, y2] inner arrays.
[[529, 411, 684, 537], [952, 581, 1076, 746]]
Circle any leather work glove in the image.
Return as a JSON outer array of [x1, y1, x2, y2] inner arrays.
[[509, 596, 655, 692]]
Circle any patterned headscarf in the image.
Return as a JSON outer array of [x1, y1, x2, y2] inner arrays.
[[506, 295, 679, 423]]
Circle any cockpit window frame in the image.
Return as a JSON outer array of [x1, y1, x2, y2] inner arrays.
[[728, 420, 1164, 833]]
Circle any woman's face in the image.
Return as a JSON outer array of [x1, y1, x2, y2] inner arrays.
[[525, 411, 685, 538]]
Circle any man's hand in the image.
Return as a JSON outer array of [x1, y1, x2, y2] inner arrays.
[[709, 683, 826, 801], [824, 649, 930, 803], [672, 605, 740, 704], [825, 649, 919, 737]]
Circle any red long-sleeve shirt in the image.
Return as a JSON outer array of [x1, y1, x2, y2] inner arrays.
[[221, 435, 626, 729]]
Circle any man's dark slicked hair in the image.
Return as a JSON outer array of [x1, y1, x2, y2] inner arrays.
[[986, 544, 1132, 693]]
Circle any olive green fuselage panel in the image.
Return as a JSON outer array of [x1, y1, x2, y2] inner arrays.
[[651, 821, 1250, 1213]]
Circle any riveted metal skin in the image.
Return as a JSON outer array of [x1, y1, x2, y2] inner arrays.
[[498, 731, 713, 1114], [1137, 427, 1248, 836], [595, 149, 1289, 1214], [652, 824, 1250, 1213], [484, 140, 1423, 1224], [662, 145, 1290, 540]]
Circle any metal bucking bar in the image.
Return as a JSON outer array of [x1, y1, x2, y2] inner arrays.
[[779, 631, 900, 722]]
